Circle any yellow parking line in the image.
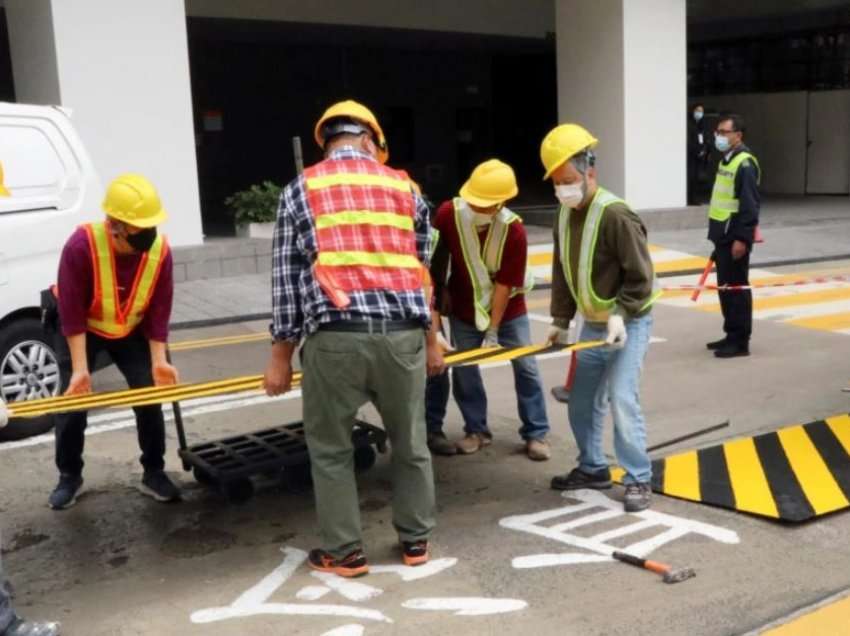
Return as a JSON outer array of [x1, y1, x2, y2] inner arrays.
[[762, 592, 850, 635]]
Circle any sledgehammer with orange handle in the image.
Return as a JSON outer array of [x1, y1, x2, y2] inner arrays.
[[612, 551, 696, 584]]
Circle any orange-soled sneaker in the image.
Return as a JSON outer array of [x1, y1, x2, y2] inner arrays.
[[308, 548, 369, 578], [401, 540, 429, 566]]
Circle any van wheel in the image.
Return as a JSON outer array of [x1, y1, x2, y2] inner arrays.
[[0, 318, 60, 441]]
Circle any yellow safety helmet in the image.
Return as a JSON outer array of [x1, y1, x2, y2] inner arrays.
[[540, 124, 599, 180], [314, 100, 389, 164], [0, 161, 9, 197], [459, 159, 518, 207], [102, 174, 168, 228]]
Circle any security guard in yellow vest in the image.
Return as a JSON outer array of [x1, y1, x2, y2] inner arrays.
[[542, 124, 659, 512], [48, 174, 180, 510], [707, 113, 760, 358]]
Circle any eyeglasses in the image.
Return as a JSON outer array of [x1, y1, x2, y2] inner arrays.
[[716, 128, 737, 135]]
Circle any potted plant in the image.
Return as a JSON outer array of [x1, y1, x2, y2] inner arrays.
[[225, 180, 282, 239]]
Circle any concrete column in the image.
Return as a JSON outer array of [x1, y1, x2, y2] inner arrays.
[[555, 0, 686, 209], [6, 0, 203, 246]]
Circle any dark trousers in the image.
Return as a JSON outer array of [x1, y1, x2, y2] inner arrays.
[[713, 241, 752, 345], [54, 330, 166, 476]]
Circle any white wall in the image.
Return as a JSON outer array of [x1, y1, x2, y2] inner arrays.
[[6, 0, 203, 246], [185, 0, 554, 39], [702, 92, 808, 194], [807, 90, 850, 194], [555, 0, 686, 209], [623, 0, 686, 209]]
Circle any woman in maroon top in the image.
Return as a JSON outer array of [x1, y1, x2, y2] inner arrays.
[[426, 160, 550, 459], [47, 174, 181, 510]]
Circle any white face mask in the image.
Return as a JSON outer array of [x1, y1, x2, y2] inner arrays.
[[555, 183, 584, 208], [471, 211, 494, 226]]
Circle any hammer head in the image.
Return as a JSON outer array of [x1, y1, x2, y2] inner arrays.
[[662, 567, 696, 584]]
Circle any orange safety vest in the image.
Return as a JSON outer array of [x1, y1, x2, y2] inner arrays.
[[303, 158, 423, 296], [82, 221, 168, 339]]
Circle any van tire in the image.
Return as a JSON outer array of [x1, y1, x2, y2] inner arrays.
[[0, 317, 59, 441]]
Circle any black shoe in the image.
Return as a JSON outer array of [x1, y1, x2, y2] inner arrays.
[[401, 540, 430, 566], [550, 467, 612, 491], [139, 471, 181, 502], [48, 474, 83, 510], [714, 343, 750, 358], [624, 482, 652, 512], [706, 337, 728, 351], [4, 618, 61, 636], [427, 432, 457, 456], [308, 548, 369, 578]]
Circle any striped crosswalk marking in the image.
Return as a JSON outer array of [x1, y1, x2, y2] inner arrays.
[[614, 414, 850, 522]]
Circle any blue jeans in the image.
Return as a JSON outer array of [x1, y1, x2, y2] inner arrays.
[[567, 314, 653, 484], [426, 314, 550, 440]]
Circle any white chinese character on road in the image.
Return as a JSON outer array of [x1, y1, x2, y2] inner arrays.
[[500, 488, 739, 569], [191, 546, 527, 634]]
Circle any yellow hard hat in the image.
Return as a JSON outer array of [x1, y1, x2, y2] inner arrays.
[[314, 100, 389, 164], [0, 161, 9, 197], [540, 124, 598, 179], [459, 159, 518, 207], [102, 174, 168, 228]]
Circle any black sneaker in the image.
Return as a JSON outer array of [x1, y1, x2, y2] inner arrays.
[[308, 548, 369, 578], [705, 337, 728, 351], [48, 474, 83, 510], [401, 540, 429, 566], [624, 482, 652, 512], [5, 618, 62, 636], [139, 471, 180, 502], [714, 342, 750, 358], [550, 467, 612, 491]]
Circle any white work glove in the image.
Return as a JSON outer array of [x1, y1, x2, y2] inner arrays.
[[482, 327, 499, 348], [605, 314, 627, 349], [0, 399, 8, 429], [436, 332, 455, 352], [547, 326, 571, 345]]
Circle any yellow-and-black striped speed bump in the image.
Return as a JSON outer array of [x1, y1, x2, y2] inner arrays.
[[614, 414, 850, 522], [6, 341, 604, 420]]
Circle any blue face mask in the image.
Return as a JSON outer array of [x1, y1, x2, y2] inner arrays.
[[693, 111, 704, 122], [715, 135, 731, 153]]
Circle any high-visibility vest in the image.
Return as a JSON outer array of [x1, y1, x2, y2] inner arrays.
[[303, 159, 423, 294], [708, 151, 761, 223], [558, 188, 661, 323], [83, 221, 168, 339], [453, 198, 535, 331]]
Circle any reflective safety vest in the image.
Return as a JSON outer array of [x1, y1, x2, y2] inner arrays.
[[83, 221, 168, 339], [558, 188, 661, 323], [304, 159, 422, 294], [453, 198, 535, 331], [708, 151, 761, 223]]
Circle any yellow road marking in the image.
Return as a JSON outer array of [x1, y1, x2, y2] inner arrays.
[[653, 257, 709, 274], [826, 414, 850, 456], [723, 437, 779, 518], [762, 592, 850, 635], [777, 425, 849, 515], [170, 332, 268, 351], [528, 252, 552, 266], [786, 311, 850, 331], [698, 286, 850, 313], [662, 451, 701, 501]]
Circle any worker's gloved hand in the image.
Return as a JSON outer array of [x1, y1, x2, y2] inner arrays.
[[0, 399, 8, 429], [436, 332, 455, 353], [64, 370, 92, 396], [605, 314, 627, 349], [482, 327, 499, 348], [546, 326, 571, 345], [153, 361, 180, 386]]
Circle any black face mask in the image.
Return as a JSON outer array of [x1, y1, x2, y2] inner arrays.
[[125, 227, 157, 252]]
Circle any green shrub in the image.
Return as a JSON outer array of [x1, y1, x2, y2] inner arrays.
[[225, 181, 282, 225]]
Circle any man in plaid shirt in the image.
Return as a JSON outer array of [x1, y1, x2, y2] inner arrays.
[[263, 100, 443, 578]]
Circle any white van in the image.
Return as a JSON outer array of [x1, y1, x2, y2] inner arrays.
[[0, 102, 101, 440]]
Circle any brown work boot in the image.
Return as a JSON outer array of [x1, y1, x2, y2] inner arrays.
[[456, 433, 492, 455], [427, 432, 457, 456], [526, 438, 551, 461]]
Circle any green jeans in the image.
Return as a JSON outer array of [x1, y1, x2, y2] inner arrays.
[[301, 327, 436, 557]]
